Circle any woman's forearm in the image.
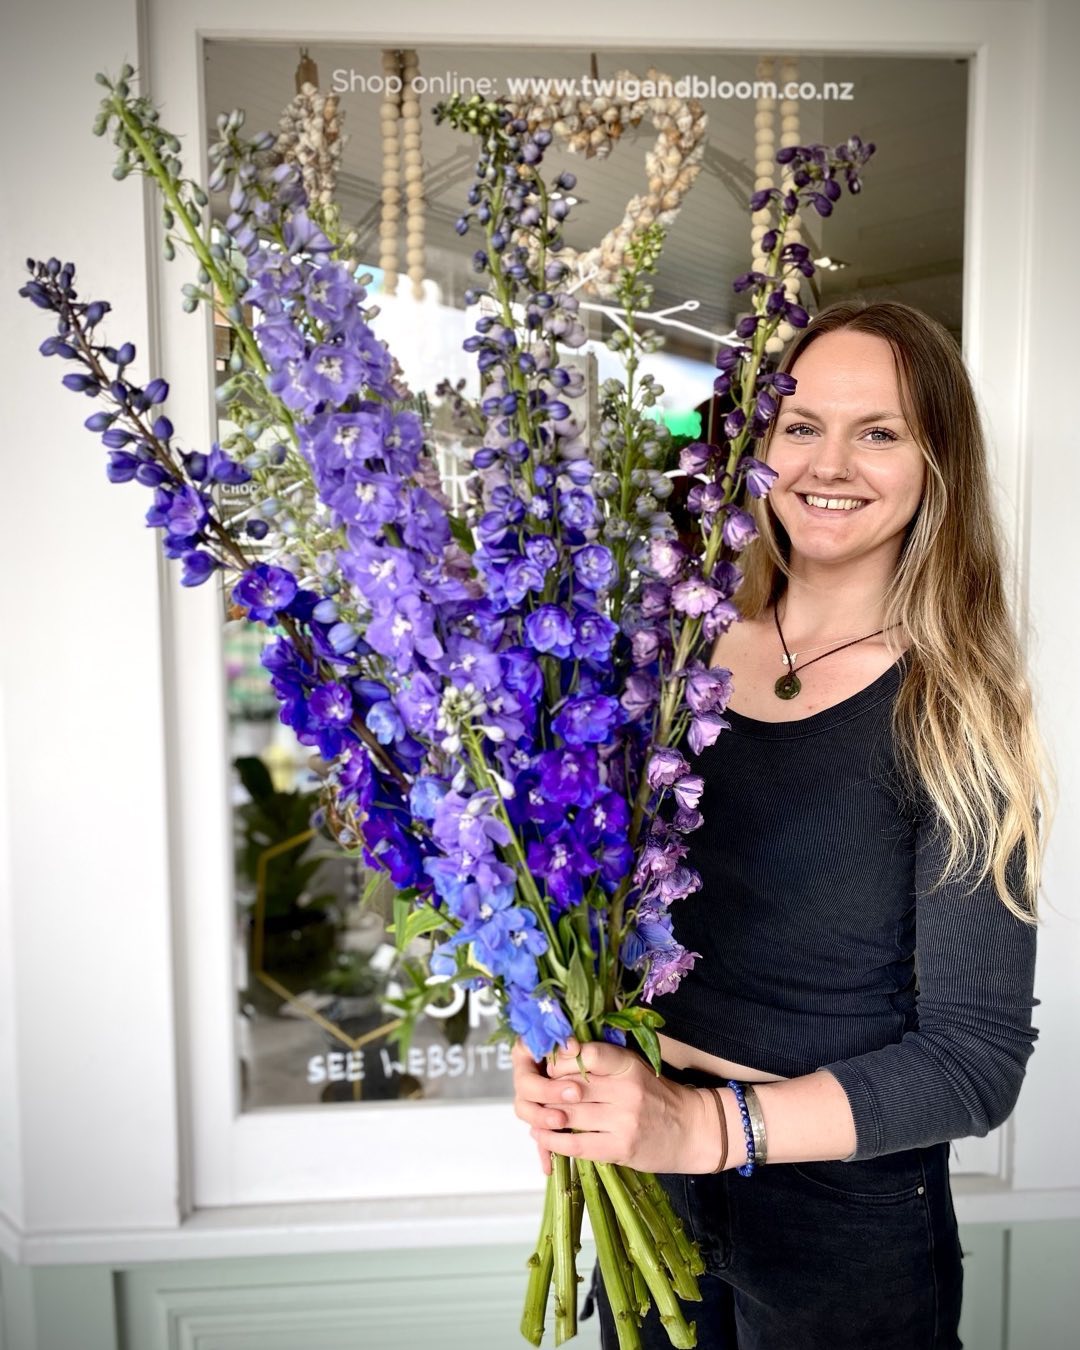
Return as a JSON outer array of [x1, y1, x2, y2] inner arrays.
[[689, 1069, 859, 1171]]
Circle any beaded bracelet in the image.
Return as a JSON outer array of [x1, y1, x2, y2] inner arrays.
[[726, 1079, 767, 1176]]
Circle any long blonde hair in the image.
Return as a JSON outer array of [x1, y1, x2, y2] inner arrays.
[[733, 300, 1055, 924]]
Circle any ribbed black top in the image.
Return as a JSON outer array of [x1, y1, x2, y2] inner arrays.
[[653, 652, 1041, 1161]]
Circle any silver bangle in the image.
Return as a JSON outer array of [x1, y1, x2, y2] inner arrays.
[[741, 1082, 768, 1165]]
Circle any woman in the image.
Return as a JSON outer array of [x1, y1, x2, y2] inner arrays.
[[510, 300, 1054, 1349]]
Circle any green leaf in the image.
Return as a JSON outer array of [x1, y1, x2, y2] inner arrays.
[[234, 754, 275, 804], [589, 976, 605, 1022], [399, 906, 446, 948], [565, 949, 591, 1023], [604, 1007, 665, 1030], [448, 514, 476, 554], [389, 891, 411, 951], [630, 1024, 663, 1076]]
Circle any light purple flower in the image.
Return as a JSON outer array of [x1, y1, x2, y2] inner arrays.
[[671, 576, 720, 618], [304, 344, 366, 403], [679, 441, 714, 475], [688, 714, 731, 754], [649, 537, 686, 582], [621, 673, 659, 720], [646, 748, 691, 790], [722, 506, 759, 550], [366, 592, 444, 671], [630, 628, 661, 667], [684, 665, 734, 714], [740, 456, 779, 498], [643, 944, 701, 1003], [702, 599, 742, 641], [672, 774, 704, 812]]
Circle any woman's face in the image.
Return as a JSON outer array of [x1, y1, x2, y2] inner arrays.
[[764, 329, 927, 571]]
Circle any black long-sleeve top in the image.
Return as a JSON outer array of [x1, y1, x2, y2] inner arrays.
[[652, 651, 1041, 1161]]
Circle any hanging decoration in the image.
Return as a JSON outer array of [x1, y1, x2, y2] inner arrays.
[[378, 49, 404, 294], [400, 49, 427, 301], [274, 51, 346, 229], [273, 86, 344, 213], [378, 48, 428, 300], [504, 66, 708, 297]]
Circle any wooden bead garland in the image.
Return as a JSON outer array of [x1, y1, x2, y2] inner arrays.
[[379, 49, 404, 294], [503, 66, 708, 298]]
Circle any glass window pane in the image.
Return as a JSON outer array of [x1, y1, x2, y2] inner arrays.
[[205, 41, 966, 1110]]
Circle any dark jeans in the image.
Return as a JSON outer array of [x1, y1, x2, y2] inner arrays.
[[583, 1063, 965, 1350]]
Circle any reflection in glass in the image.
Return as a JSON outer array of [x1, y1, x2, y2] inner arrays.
[[205, 40, 966, 1111]]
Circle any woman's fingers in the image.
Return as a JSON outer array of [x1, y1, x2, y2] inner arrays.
[[514, 1096, 568, 1129], [535, 1102, 613, 1133], [530, 1124, 620, 1164], [537, 1141, 552, 1176], [547, 1041, 635, 1078]]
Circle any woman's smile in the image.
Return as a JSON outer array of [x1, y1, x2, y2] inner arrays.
[[796, 492, 873, 516]]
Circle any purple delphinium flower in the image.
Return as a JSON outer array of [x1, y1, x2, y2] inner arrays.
[[721, 506, 759, 550], [643, 945, 701, 1003], [740, 456, 779, 498], [232, 563, 298, 623], [671, 774, 705, 813], [688, 713, 731, 754], [553, 694, 624, 746], [309, 680, 354, 728], [366, 592, 444, 671], [649, 538, 686, 582], [572, 543, 616, 591], [526, 823, 599, 914], [670, 575, 720, 618], [524, 604, 575, 659], [684, 664, 734, 714], [646, 748, 692, 790], [572, 609, 619, 662], [621, 672, 659, 721]]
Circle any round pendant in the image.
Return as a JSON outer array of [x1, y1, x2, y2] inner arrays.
[[775, 672, 801, 699]]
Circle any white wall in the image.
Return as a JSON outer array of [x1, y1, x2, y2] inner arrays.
[[0, 0, 182, 1239], [1009, 0, 1080, 1197]]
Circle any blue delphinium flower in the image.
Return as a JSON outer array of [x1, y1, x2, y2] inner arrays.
[[507, 987, 574, 1060]]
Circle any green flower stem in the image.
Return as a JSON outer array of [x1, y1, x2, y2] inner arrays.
[[578, 1158, 642, 1349], [460, 727, 565, 972], [520, 1170, 556, 1346], [618, 1166, 703, 1299], [639, 1171, 705, 1280], [109, 96, 283, 418], [596, 1163, 697, 1350], [569, 1157, 585, 1267], [552, 1152, 578, 1345], [627, 1252, 651, 1322]]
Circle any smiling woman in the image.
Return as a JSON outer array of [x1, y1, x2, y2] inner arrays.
[[515, 299, 1055, 1350], [766, 329, 927, 568]]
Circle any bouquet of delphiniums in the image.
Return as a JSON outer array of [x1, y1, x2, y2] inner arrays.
[[19, 64, 874, 1349]]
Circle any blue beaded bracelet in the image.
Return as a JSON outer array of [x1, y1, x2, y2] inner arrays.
[[726, 1079, 758, 1176]]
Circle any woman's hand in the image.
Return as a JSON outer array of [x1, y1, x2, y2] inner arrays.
[[511, 1035, 720, 1174]]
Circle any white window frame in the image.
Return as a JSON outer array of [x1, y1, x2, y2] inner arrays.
[[148, 0, 1035, 1211]]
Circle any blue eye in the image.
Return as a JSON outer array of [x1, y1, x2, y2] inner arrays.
[[784, 424, 898, 444]]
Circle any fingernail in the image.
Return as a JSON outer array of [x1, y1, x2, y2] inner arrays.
[[561, 1087, 577, 1102]]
